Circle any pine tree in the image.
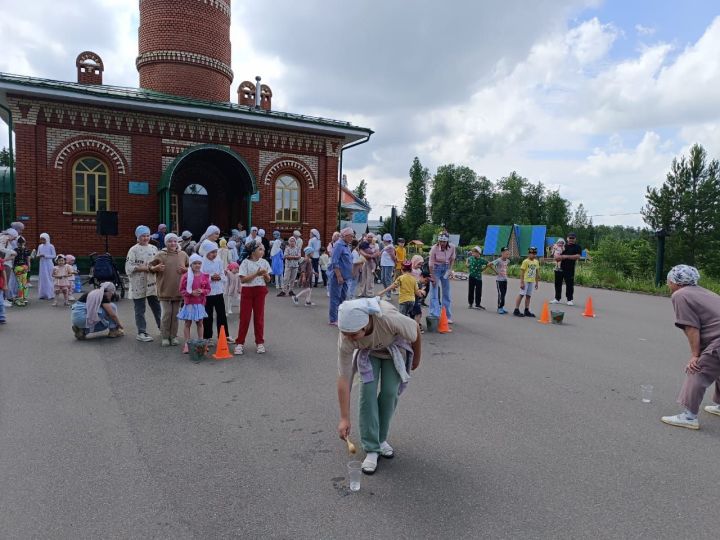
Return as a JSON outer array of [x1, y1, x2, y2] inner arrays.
[[352, 179, 368, 202], [0, 147, 12, 167], [403, 157, 429, 239]]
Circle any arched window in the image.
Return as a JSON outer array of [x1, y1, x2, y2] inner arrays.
[[275, 175, 299, 222], [73, 157, 109, 214]]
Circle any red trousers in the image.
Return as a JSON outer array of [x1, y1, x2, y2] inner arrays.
[[236, 286, 267, 345]]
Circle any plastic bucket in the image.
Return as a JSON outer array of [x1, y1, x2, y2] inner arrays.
[[551, 311, 565, 324], [426, 315, 438, 333], [188, 339, 208, 362]]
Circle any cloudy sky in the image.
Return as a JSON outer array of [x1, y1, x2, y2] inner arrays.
[[1, 0, 719, 226]]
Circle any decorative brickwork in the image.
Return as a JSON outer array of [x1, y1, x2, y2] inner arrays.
[[52, 136, 129, 174], [138, 0, 232, 101], [47, 128, 132, 170], [76, 51, 104, 85], [259, 151, 318, 188]]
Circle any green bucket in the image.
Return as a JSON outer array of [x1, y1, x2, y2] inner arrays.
[[426, 315, 438, 333], [551, 311, 565, 324], [188, 339, 208, 362]]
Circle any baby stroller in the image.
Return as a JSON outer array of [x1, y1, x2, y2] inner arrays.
[[88, 252, 126, 298]]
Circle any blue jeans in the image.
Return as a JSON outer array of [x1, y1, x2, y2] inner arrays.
[[328, 274, 348, 323], [0, 291, 5, 322], [381, 266, 394, 299], [71, 301, 119, 334], [347, 278, 358, 299], [429, 264, 453, 320]]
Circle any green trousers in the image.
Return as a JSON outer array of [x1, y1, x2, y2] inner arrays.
[[359, 355, 401, 453]]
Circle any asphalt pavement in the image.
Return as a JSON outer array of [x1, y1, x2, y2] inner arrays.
[[1, 276, 718, 539]]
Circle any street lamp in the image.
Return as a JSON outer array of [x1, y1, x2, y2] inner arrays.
[[654, 228, 668, 287]]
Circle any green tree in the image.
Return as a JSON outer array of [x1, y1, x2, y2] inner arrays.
[[0, 147, 13, 167], [522, 181, 546, 224], [403, 157, 429, 239], [352, 179, 368, 202], [643, 143, 720, 268], [544, 189, 571, 235], [429, 164, 479, 243], [494, 171, 528, 223]]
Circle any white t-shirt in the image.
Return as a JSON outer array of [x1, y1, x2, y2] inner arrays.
[[380, 244, 395, 267], [239, 257, 271, 287]]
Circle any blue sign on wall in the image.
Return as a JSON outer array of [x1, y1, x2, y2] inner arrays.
[[129, 181, 149, 195], [250, 192, 260, 202]]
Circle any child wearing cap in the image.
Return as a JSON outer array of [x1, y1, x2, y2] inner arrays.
[[394, 238, 407, 280], [467, 246, 488, 310], [487, 247, 510, 314], [293, 247, 318, 307], [513, 247, 540, 318], [380, 234, 397, 301]]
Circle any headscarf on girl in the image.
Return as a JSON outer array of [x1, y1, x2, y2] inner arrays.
[[338, 297, 383, 332], [85, 282, 116, 328], [186, 253, 203, 293]]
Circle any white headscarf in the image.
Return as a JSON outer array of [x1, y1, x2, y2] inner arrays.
[[196, 225, 221, 251], [198, 239, 219, 257], [667, 265, 700, 286], [186, 253, 203, 293], [338, 297, 383, 332], [40, 232, 50, 242]]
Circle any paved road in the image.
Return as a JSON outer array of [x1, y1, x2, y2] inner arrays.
[[1, 276, 718, 539]]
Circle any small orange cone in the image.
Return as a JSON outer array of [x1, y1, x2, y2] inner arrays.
[[538, 300, 550, 324], [212, 325, 233, 359], [438, 307, 452, 333], [582, 296, 596, 318]]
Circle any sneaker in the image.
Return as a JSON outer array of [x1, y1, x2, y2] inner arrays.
[[3, 300, 11, 307], [292, 296, 299, 306], [233, 344, 245, 355], [72, 325, 86, 340], [704, 405, 720, 417], [289, 291, 296, 297], [447, 319, 454, 324], [277, 291, 286, 297], [661, 413, 699, 430], [550, 299, 559, 304], [524, 309, 536, 318], [379, 441, 394, 458], [305, 301, 316, 307], [328, 321, 338, 327], [476, 305, 486, 310], [51, 301, 57, 307], [171, 337, 180, 346], [136, 333, 154, 342], [497, 308, 504, 314], [468, 304, 474, 309], [513, 309, 524, 317], [161, 338, 171, 347], [567, 300, 575, 306], [361, 452, 379, 474], [256, 344, 266, 354], [107, 328, 124, 338]]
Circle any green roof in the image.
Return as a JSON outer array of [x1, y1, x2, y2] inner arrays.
[[0, 72, 373, 141]]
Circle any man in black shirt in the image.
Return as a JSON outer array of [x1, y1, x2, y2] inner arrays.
[[552, 233, 582, 305]]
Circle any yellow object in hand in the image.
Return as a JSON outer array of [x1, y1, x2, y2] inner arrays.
[[346, 438, 357, 454]]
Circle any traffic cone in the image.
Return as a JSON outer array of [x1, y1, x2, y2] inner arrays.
[[582, 296, 596, 318], [538, 300, 550, 324], [212, 325, 233, 359], [438, 307, 452, 333]]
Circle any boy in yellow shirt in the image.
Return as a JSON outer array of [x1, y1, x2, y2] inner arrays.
[[513, 246, 540, 318], [378, 261, 423, 317], [394, 238, 407, 280]]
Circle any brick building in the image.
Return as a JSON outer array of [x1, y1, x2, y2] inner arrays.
[[0, 0, 372, 254]]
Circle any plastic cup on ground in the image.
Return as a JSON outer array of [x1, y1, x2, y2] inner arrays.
[[347, 461, 362, 492], [641, 385, 653, 403]]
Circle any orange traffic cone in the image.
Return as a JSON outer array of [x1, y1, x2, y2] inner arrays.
[[212, 325, 233, 359], [537, 300, 550, 324], [582, 296, 596, 318], [438, 307, 452, 333]]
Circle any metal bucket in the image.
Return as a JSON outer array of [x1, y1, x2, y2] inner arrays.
[[188, 339, 208, 362]]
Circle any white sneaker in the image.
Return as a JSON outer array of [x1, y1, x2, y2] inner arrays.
[[379, 441, 394, 458], [233, 344, 244, 355], [171, 337, 180, 346], [361, 452, 379, 474], [704, 404, 720, 417], [566, 300, 575, 306], [256, 344, 266, 354], [550, 299, 559, 304], [136, 333, 154, 342], [3, 300, 11, 307], [161, 338, 170, 347], [292, 296, 299, 306], [661, 413, 699, 430]]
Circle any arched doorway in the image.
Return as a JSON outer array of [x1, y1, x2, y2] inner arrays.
[[158, 145, 257, 237]]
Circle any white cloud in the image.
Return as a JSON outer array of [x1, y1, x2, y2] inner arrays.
[[635, 24, 656, 36]]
